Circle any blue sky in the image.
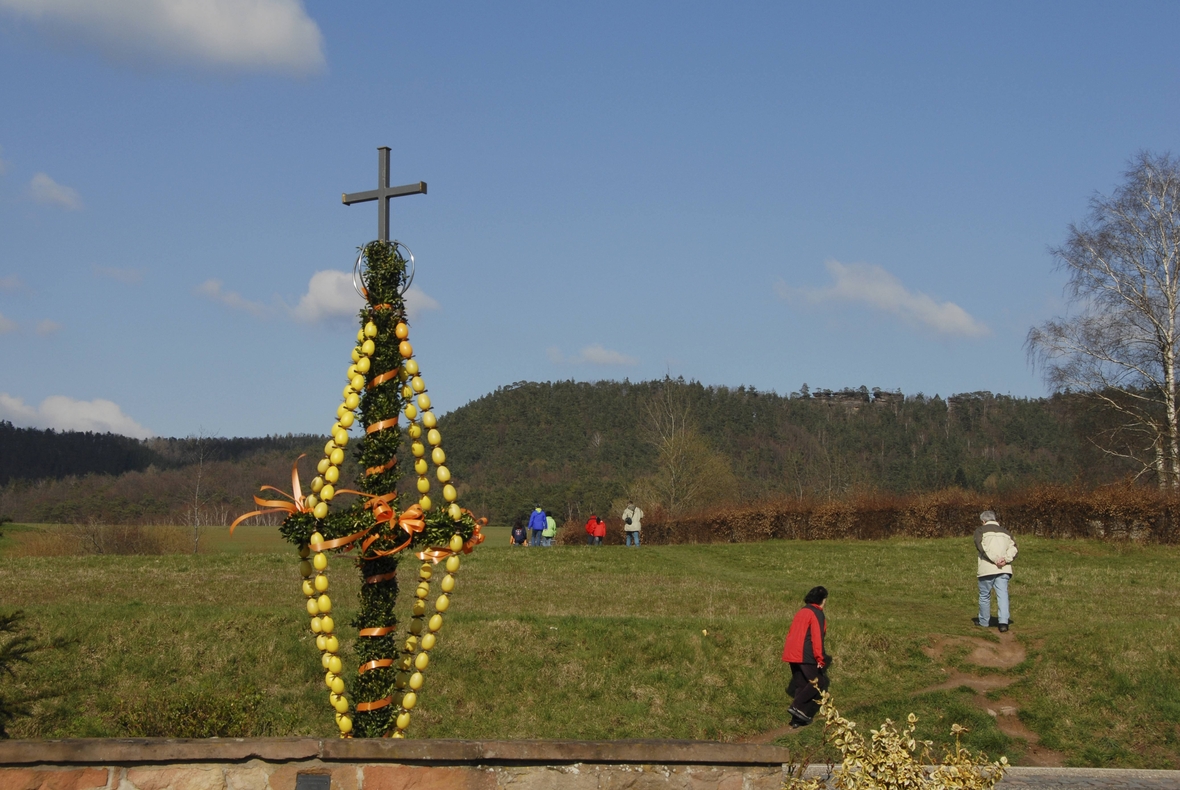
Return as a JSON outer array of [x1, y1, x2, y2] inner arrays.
[[1, 1, 1178, 439]]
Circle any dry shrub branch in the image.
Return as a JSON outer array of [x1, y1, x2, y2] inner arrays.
[[650, 484, 1180, 545]]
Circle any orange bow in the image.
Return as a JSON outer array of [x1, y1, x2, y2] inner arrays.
[[304, 495, 426, 560], [416, 514, 486, 563], [359, 503, 425, 558], [230, 455, 309, 534]]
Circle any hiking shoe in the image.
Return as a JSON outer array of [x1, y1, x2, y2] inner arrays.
[[787, 706, 813, 725], [998, 623, 1009, 633], [975, 618, 990, 628]]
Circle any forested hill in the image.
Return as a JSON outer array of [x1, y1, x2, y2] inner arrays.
[[0, 421, 323, 486], [0, 381, 1123, 526], [439, 380, 1118, 523]]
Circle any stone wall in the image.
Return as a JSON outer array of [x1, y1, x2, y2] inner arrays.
[[0, 738, 790, 790]]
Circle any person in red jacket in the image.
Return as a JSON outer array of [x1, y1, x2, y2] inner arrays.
[[584, 514, 606, 545], [781, 586, 830, 727], [592, 515, 606, 545]]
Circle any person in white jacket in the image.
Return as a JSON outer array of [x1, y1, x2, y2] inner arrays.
[[974, 510, 1017, 632]]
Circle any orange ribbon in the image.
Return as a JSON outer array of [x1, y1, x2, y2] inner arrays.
[[359, 626, 397, 637], [364, 570, 398, 584], [355, 696, 394, 712], [364, 457, 398, 477], [302, 494, 425, 561], [359, 658, 395, 674], [416, 519, 486, 563], [309, 527, 372, 552], [359, 504, 425, 559], [365, 418, 399, 434], [367, 370, 399, 390], [229, 455, 309, 534]]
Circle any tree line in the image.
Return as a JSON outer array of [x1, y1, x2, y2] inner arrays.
[[0, 382, 1124, 527]]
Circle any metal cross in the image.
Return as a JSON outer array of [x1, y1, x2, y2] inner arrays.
[[342, 147, 426, 242]]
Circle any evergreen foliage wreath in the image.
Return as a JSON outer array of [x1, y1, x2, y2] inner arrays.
[[236, 241, 482, 738]]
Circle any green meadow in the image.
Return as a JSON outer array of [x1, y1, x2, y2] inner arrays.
[[0, 526, 1177, 768]]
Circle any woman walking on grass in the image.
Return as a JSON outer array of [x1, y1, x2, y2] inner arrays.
[[782, 585, 831, 728]]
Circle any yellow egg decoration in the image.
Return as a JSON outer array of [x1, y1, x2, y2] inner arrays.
[[229, 246, 488, 742]]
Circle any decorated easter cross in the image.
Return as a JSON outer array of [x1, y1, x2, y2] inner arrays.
[[232, 147, 483, 739]]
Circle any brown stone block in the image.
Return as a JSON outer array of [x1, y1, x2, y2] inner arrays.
[[492, 765, 599, 790], [0, 768, 110, 790], [124, 766, 225, 790], [362, 765, 493, 790], [222, 762, 271, 790], [596, 764, 682, 790], [740, 767, 784, 790]]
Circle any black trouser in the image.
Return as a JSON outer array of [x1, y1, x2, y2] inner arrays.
[[787, 662, 829, 719]]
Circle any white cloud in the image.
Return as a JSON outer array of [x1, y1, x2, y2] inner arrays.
[[776, 260, 989, 338], [35, 319, 62, 335], [0, 275, 19, 291], [290, 269, 358, 322], [0, 392, 153, 438], [0, 0, 324, 75], [0, 312, 15, 333], [549, 343, 639, 366], [195, 278, 269, 316], [403, 286, 440, 321], [290, 269, 439, 323], [93, 266, 143, 284], [29, 172, 82, 209], [579, 344, 639, 366]]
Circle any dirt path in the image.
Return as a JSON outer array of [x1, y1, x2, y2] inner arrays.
[[917, 633, 1064, 767], [746, 631, 1066, 766]]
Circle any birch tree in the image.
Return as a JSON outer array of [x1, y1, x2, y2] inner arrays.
[[1027, 152, 1180, 487]]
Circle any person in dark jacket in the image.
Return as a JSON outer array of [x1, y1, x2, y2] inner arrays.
[[781, 586, 831, 727], [510, 515, 529, 546]]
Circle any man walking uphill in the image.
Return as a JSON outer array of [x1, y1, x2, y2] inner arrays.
[[975, 510, 1017, 632], [782, 586, 830, 728]]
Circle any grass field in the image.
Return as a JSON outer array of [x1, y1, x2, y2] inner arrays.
[[0, 526, 1177, 768]]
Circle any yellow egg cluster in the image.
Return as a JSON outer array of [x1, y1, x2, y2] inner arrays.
[[395, 321, 464, 522], [303, 530, 351, 735], [389, 538, 463, 737], [295, 321, 380, 739], [304, 321, 379, 521]]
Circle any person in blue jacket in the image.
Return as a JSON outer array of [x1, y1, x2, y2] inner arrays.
[[527, 505, 548, 548]]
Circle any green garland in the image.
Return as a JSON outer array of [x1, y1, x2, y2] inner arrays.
[[272, 241, 479, 738]]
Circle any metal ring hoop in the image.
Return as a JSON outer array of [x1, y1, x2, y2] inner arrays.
[[352, 241, 416, 301]]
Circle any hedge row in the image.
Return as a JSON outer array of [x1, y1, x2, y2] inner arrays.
[[639, 486, 1180, 545]]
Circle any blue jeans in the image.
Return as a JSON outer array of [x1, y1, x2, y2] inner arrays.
[[625, 531, 640, 546], [531, 529, 544, 546], [978, 574, 1010, 625]]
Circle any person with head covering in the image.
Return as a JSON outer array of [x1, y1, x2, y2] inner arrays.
[[543, 511, 558, 546], [975, 510, 1018, 632], [528, 505, 547, 548], [782, 585, 831, 727]]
